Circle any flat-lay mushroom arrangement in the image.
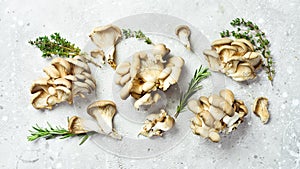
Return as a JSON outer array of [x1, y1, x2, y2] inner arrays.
[[27, 17, 272, 146]]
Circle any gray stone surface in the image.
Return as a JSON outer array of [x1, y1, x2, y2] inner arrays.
[[0, 0, 299, 168]]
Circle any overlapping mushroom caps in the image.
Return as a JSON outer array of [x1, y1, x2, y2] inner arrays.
[[68, 100, 121, 139], [30, 56, 96, 109], [188, 89, 248, 142], [115, 44, 185, 109], [139, 109, 175, 137], [203, 38, 263, 81], [89, 25, 122, 69]]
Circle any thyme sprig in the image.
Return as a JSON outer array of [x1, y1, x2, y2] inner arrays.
[[174, 66, 210, 118], [28, 33, 81, 58], [27, 122, 91, 145], [220, 18, 275, 82], [122, 29, 152, 44]]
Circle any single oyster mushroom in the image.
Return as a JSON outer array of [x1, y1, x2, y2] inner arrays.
[[68, 116, 103, 134], [139, 109, 175, 137], [87, 100, 121, 139], [175, 25, 191, 50], [89, 25, 122, 69], [252, 97, 270, 124]]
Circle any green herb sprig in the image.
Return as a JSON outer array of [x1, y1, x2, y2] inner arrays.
[[174, 66, 210, 118], [28, 33, 81, 58], [122, 29, 152, 44], [27, 122, 91, 145], [220, 18, 275, 82]]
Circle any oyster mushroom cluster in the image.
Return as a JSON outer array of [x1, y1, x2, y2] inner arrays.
[[139, 109, 175, 137], [203, 38, 262, 81], [30, 56, 96, 109], [68, 100, 121, 139], [188, 89, 248, 142], [115, 44, 185, 109], [89, 25, 122, 69]]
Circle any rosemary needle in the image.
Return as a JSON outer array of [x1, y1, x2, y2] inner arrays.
[[174, 65, 210, 118]]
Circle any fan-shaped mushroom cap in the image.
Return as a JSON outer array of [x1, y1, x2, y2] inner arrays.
[[252, 97, 270, 124], [175, 25, 191, 50]]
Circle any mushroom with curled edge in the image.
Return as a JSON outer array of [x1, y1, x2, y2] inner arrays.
[[252, 97, 270, 124], [175, 25, 191, 50], [139, 109, 175, 138], [68, 116, 103, 134], [89, 25, 122, 69], [203, 38, 263, 82], [188, 89, 248, 142], [87, 100, 121, 139], [115, 44, 185, 109]]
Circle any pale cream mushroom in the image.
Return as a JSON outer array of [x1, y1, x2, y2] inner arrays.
[[203, 38, 262, 82], [139, 109, 175, 137], [115, 44, 184, 109], [68, 116, 102, 134], [87, 100, 121, 139], [89, 25, 122, 69], [175, 25, 191, 50], [252, 97, 270, 124], [188, 89, 248, 142]]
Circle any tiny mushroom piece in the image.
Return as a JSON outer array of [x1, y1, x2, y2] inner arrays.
[[252, 97, 270, 124], [203, 38, 262, 82], [188, 89, 248, 142], [87, 100, 121, 139], [139, 109, 175, 137], [175, 25, 191, 50], [89, 25, 122, 69]]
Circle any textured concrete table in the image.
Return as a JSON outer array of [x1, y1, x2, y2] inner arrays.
[[0, 0, 299, 168]]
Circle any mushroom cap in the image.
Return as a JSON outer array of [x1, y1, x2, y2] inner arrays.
[[235, 38, 254, 51], [68, 116, 89, 134], [175, 25, 191, 36], [212, 38, 233, 46], [252, 97, 269, 124]]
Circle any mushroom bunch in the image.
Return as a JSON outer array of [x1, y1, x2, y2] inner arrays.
[[139, 109, 175, 137], [115, 44, 185, 109], [89, 25, 122, 69], [203, 38, 262, 81], [30, 56, 96, 109], [68, 100, 121, 139], [188, 89, 248, 142]]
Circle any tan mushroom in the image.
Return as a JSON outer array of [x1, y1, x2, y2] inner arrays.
[[252, 97, 270, 124], [175, 25, 191, 50], [139, 109, 175, 137], [68, 116, 102, 134], [89, 25, 122, 69], [189, 89, 248, 142], [203, 38, 262, 82]]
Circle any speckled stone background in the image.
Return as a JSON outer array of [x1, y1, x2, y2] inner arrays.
[[0, 0, 299, 168]]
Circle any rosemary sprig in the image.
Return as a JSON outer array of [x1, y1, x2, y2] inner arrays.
[[122, 29, 152, 44], [27, 122, 91, 145], [28, 32, 81, 58], [220, 18, 275, 82], [174, 66, 210, 118]]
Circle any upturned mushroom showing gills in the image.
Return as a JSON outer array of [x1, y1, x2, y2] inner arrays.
[[89, 25, 122, 69], [115, 44, 185, 109], [188, 89, 248, 142], [139, 109, 175, 137], [175, 25, 191, 50], [30, 56, 96, 110], [87, 100, 121, 139], [203, 38, 263, 81]]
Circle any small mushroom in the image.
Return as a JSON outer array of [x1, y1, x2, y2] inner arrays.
[[87, 100, 121, 139], [139, 109, 175, 137], [68, 116, 102, 134], [89, 25, 122, 69], [252, 97, 270, 124], [175, 25, 191, 50]]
